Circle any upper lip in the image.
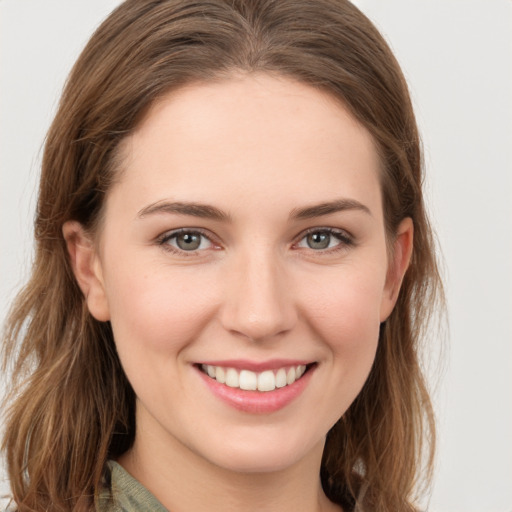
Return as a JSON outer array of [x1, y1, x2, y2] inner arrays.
[[195, 359, 314, 372]]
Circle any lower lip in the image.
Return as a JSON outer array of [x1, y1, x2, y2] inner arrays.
[[196, 366, 315, 414]]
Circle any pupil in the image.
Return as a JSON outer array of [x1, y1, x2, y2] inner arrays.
[[308, 232, 330, 249], [177, 233, 200, 250]]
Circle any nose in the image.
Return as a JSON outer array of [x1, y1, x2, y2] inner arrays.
[[220, 248, 297, 342]]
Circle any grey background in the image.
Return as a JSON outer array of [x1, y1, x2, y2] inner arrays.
[[1, 1, 511, 510]]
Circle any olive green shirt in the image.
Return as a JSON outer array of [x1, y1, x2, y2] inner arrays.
[[95, 461, 353, 512], [96, 461, 168, 512]]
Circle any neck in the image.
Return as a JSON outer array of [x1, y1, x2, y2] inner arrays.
[[118, 425, 341, 512]]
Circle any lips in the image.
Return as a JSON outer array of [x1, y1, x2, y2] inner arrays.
[[196, 360, 316, 414]]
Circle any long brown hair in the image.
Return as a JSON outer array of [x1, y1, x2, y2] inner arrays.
[[2, 1, 443, 510]]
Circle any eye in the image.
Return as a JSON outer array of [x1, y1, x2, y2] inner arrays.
[[159, 229, 214, 253], [295, 228, 353, 251]]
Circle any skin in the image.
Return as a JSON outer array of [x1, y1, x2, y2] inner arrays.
[[64, 74, 413, 512]]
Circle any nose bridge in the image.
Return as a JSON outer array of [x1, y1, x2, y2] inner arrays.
[[221, 244, 296, 342]]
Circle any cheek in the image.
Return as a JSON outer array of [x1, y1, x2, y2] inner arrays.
[[303, 268, 385, 350], [104, 262, 218, 356], [291, 270, 384, 430]]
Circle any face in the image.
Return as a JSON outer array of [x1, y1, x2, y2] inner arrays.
[[67, 74, 411, 474]]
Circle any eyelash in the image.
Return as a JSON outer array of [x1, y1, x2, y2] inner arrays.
[[156, 227, 355, 256], [293, 227, 355, 254], [157, 228, 216, 256]]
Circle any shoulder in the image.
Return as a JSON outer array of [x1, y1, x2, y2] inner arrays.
[[96, 461, 168, 512]]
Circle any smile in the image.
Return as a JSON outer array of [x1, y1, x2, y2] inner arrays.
[[196, 361, 316, 414], [200, 364, 308, 392]]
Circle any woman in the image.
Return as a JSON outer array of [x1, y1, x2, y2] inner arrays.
[[1, 0, 443, 511]]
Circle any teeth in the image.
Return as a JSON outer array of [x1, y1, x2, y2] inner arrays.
[[216, 366, 226, 384], [275, 368, 287, 388], [225, 368, 239, 388], [257, 370, 275, 392], [201, 364, 309, 392], [239, 370, 257, 390]]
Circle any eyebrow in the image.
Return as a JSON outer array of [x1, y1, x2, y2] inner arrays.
[[136, 198, 371, 222], [137, 201, 231, 222], [289, 199, 372, 220]]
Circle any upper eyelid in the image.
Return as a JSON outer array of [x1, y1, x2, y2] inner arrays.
[[158, 227, 214, 241], [294, 226, 354, 242]]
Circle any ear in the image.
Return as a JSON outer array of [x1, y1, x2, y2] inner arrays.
[[62, 221, 110, 321], [379, 217, 414, 322]]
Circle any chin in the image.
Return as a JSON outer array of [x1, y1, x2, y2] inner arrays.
[[197, 428, 325, 474], [212, 450, 304, 474]]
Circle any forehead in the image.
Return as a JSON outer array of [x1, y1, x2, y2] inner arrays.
[[110, 74, 382, 219]]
